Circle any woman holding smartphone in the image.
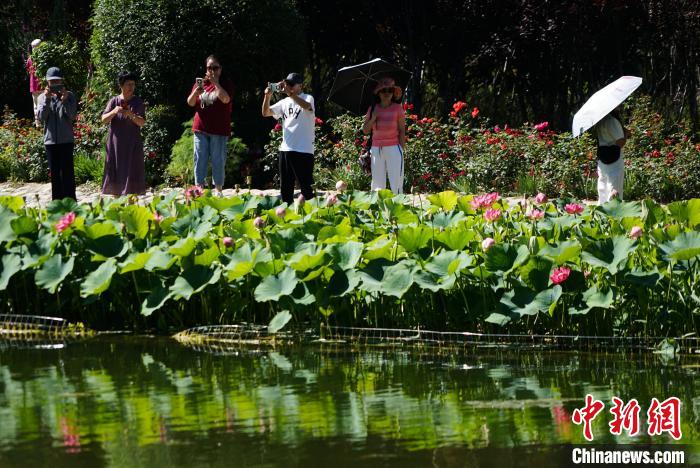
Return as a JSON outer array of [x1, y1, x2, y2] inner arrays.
[[101, 71, 146, 196], [36, 66, 78, 201]]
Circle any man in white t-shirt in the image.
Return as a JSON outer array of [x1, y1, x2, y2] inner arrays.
[[262, 72, 315, 205]]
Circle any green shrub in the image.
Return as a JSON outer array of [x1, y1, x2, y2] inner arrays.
[[30, 35, 88, 102], [143, 104, 181, 187], [0, 107, 48, 182], [74, 152, 103, 185]]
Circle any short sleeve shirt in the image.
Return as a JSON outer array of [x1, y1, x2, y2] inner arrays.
[[191, 78, 234, 137], [270, 93, 315, 154]]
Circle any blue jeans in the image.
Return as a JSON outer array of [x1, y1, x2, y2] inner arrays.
[[193, 131, 228, 187]]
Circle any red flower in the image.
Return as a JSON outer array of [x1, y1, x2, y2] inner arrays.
[[651, 150, 661, 158], [147, 151, 156, 159], [450, 111, 457, 118], [486, 137, 499, 145], [315, 117, 324, 125], [273, 123, 282, 132], [403, 103, 414, 111], [550, 266, 571, 285], [448, 139, 455, 146], [534, 121, 549, 132], [438, 153, 449, 159], [471, 107, 479, 118], [452, 101, 468, 113]]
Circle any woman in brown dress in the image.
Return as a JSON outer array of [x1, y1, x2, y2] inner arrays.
[[101, 71, 146, 195]]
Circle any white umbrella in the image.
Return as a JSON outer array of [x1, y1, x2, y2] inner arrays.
[[571, 76, 642, 137]]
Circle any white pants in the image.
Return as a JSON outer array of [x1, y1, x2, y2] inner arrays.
[[32, 92, 41, 123], [597, 157, 624, 204], [370, 145, 404, 194]]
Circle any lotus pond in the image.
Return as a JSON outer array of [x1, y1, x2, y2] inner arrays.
[[2, 190, 700, 337], [0, 336, 698, 467]]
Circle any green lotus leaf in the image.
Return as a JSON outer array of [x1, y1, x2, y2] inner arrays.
[[85, 235, 128, 258], [380, 199, 418, 225], [221, 196, 261, 220], [598, 199, 643, 219], [84, 221, 119, 239], [413, 270, 456, 291], [0, 206, 18, 244], [0, 195, 25, 212], [329, 242, 363, 270], [623, 269, 660, 287], [499, 285, 562, 318], [431, 211, 466, 229], [456, 196, 477, 215], [141, 282, 171, 316], [170, 265, 221, 300], [397, 225, 432, 252], [0, 254, 22, 290], [436, 226, 474, 250], [485, 244, 522, 273], [144, 248, 176, 271], [10, 216, 37, 236], [519, 256, 553, 290], [581, 235, 636, 275], [254, 267, 298, 302], [35, 255, 75, 294], [317, 219, 356, 243], [168, 236, 196, 257], [327, 268, 362, 297], [291, 282, 316, 304], [659, 231, 700, 261], [80, 258, 117, 297], [668, 199, 700, 228], [119, 251, 154, 274], [427, 191, 459, 212], [538, 240, 581, 265], [120, 205, 152, 239], [380, 261, 415, 298], [425, 250, 471, 277], [358, 258, 393, 293], [195, 245, 221, 266], [268, 310, 292, 333], [363, 236, 394, 261]]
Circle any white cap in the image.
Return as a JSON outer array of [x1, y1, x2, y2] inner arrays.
[[31, 39, 41, 48]]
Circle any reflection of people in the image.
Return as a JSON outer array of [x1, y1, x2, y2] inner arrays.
[[36, 67, 77, 201], [362, 77, 406, 193], [101, 71, 146, 196], [594, 106, 629, 203], [26, 39, 42, 127], [186, 55, 233, 195], [261, 72, 316, 205]]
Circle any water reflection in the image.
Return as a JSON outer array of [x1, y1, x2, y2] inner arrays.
[[0, 337, 698, 467]]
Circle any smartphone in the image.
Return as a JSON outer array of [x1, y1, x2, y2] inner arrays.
[[196, 78, 204, 89], [49, 84, 64, 94]]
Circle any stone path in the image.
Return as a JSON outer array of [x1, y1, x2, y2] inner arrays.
[[0, 181, 597, 208]]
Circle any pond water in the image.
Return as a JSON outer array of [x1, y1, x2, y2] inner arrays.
[[0, 336, 698, 467]]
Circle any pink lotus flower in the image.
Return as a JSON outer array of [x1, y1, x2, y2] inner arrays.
[[185, 185, 203, 200], [470, 192, 499, 210], [55, 212, 76, 233], [275, 206, 286, 218], [565, 203, 584, 215], [253, 217, 265, 229], [550, 266, 571, 285], [534, 192, 548, 204], [534, 121, 549, 132], [483, 208, 501, 222], [482, 237, 495, 251], [296, 194, 305, 206], [335, 180, 347, 192], [629, 226, 643, 239], [526, 208, 544, 220], [327, 193, 338, 206], [222, 236, 233, 248]]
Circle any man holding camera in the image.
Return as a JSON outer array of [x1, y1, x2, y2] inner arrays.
[[262, 73, 315, 205], [36, 66, 77, 201], [187, 55, 233, 196]]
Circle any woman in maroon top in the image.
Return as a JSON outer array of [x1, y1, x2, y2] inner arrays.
[[101, 71, 147, 196], [186, 55, 233, 195]]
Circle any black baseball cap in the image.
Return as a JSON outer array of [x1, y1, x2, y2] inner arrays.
[[284, 73, 303, 85]]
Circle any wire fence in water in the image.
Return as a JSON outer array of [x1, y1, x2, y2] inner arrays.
[[0, 314, 94, 350], [172, 324, 700, 355]]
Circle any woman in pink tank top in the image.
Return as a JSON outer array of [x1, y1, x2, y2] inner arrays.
[[362, 77, 406, 193]]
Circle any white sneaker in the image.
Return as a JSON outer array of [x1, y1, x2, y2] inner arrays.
[[215, 189, 224, 198]]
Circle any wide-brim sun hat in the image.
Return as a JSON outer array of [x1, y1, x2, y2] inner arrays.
[[373, 77, 402, 100], [46, 67, 63, 81]]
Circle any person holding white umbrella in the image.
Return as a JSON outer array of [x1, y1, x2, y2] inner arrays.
[[594, 106, 630, 203], [572, 76, 641, 204]]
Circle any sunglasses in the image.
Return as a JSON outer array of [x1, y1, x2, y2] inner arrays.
[[207, 65, 221, 71], [379, 88, 394, 94]]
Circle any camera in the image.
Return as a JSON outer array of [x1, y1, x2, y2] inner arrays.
[[268, 82, 283, 93], [49, 84, 64, 95]]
